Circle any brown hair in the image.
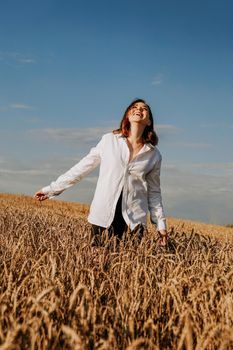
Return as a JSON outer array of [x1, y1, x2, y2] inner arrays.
[[113, 98, 159, 146]]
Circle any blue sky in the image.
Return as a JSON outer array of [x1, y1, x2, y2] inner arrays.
[[0, 0, 233, 225]]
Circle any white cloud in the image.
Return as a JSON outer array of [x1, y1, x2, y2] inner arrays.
[[18, 58, 35, 64], [21, 117, 40, 123], [10, 103, 33, 110], [152, 73, 163, 85], [200, 122, 233, 128], [27, 125, 181, 144], [2, 159, 232, 225], [0, 168, 48, 176], [0, 51, 36, 65], [162, 163, 233, 224], [177, 142, 212, 149], [0, 103, 34, 113], [27, 127, 114, 143], [169, 162, 233, 180], [163, 141, 212, 149], [156, 124, 182, 132], [187, 162, 233, 170], [0, 159, 98, 204], [1, 152, 232, 225]]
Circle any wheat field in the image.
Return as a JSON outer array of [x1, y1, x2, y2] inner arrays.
[[0, 193, 233, 350]]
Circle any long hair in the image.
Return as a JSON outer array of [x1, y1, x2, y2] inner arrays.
[[113, 98, 159, 146]]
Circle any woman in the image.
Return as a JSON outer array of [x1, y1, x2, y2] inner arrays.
[[35, 98, 168, 246]]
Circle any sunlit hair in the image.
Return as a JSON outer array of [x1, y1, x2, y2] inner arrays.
[[113, 98, 159, 146]]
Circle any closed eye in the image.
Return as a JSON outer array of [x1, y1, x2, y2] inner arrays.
[[132, 104, 148, 111]]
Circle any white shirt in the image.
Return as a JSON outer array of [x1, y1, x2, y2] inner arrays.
[[42, 132, 167, 231]]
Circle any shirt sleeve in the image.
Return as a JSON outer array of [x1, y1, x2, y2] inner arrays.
[[41, 135, 105, 198], [145, 154, 167, 231]]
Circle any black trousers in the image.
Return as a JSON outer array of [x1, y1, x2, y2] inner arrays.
[[91, 191, 144, 246]]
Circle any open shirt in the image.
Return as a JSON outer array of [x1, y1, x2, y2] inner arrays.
[[42, 132, 167, 231]]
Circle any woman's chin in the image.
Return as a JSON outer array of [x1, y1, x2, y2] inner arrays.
[[129, 116, 143, 123]]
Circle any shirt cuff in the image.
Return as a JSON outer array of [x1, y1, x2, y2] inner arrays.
[[41, 185, 57, 199], [157, 219, 167, 231], [153, 219, 167, 231]]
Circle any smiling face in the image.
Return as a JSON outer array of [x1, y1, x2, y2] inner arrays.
[[127, 102, 151, 126], [113, 98, 158, 145]]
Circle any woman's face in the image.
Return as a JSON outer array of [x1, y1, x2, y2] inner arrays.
[[127, 102, 151, 126]]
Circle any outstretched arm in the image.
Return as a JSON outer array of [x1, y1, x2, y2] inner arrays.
[[34, 135, 105, 201]]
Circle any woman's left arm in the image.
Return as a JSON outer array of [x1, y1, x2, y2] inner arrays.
[[145, 155, 168, 244]]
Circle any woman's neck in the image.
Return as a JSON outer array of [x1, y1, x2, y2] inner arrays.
[[128, 124, 145, 144]]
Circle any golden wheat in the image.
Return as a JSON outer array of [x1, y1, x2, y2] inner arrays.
[[0, 193, 232, 349]]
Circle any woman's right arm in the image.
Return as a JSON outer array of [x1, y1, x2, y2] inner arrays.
[[34, 135, 105, 201]]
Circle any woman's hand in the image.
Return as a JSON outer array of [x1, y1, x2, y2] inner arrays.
[[158, 229, 168, 246], [34, 190, 48, 201]]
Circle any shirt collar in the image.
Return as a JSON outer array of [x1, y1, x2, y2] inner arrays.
[[116, 132, 155, 149]]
